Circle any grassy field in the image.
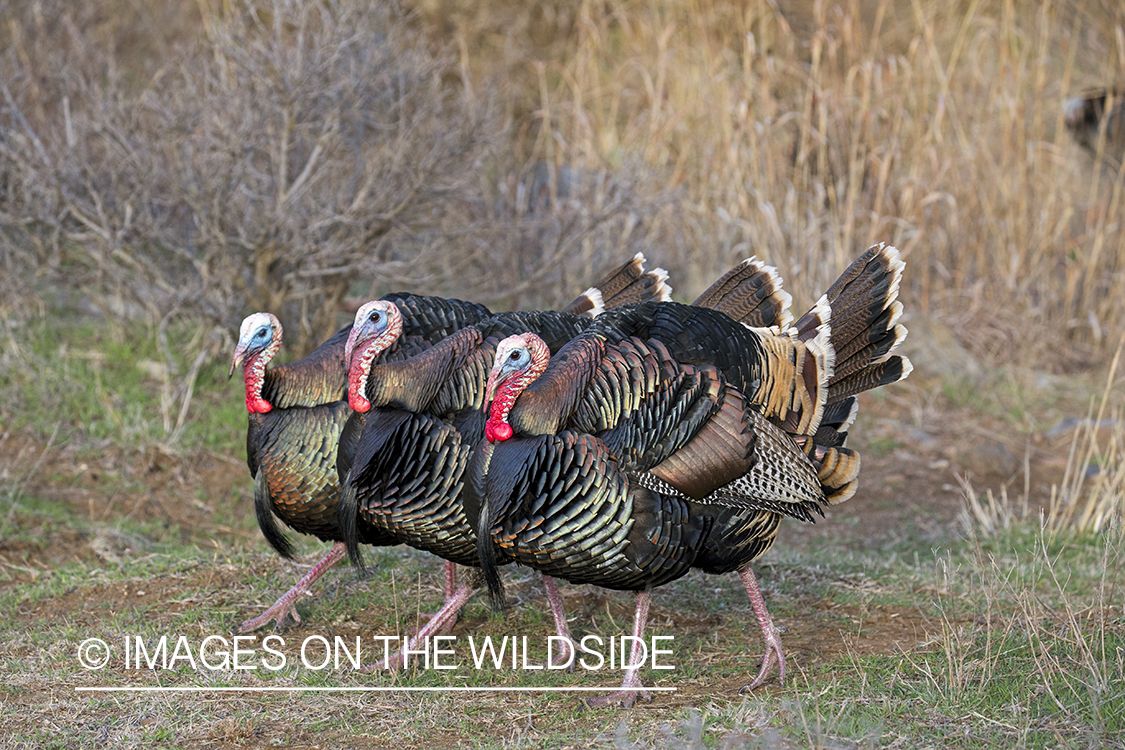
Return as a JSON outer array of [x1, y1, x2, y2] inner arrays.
[[2, 0, 1125, 747]]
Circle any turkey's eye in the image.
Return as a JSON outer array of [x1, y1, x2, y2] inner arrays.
[[369, 312, 381, 323], [255, 327, 269, 339], [509, 351, 521, 361]]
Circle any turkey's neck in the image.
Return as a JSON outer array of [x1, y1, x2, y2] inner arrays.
[[262, 325, 350, 408], [357, 328, 479, 414], [505, 335, 603, 437], [486, 338, 552, 441], [485, 382, 519, 441]]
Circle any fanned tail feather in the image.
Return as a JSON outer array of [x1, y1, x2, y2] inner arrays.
[[813, 445, 861, 505], [566, 287, 605, 318], [794, 244, 911, 414], [602, 265, 672, 307], [563, 252, 673, 316], [815, 398, 859, 443], [693, 257, 793, 332], [740, 244, 912, 507], [789, 243, 913, 504], [828, 356, 912, 402]]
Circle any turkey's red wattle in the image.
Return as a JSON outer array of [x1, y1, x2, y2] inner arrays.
[[247, 397, 273, 414], [244, 353, 273, 413], [347, 341, 380, 413], [486, 383, 519, 442]]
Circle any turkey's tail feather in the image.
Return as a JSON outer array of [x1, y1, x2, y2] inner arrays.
[[692, 257, 793, 332], [793, 243, 912, 504], [564, 253, 673, 318], [807, 242, 912, 401]]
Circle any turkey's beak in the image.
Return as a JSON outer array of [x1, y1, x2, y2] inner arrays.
[[229, 344, 248, 379]]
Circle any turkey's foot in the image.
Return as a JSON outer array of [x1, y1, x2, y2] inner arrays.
[[363, 583, 476, 672], [585, 590, 652, 708], [586, 670, 653, 709], [736, 564, 786, 691], [237, 543, 346, 633]]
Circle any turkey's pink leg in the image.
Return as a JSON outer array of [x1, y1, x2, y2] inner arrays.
[[587, 591, 653, 708], [737, 564, 786, 691], [444, 560, 457, 600], [427, 560, 460, 634], [412, 561, 460, 631], [368, 583, 477, 671], [238, 542, 347, 633], [542, 574, 575, 670]]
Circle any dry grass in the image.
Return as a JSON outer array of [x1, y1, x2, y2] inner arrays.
[[896, 529, 1124, 747], [1047, 334, 1125, 534], [417, 0, 1125, 365]]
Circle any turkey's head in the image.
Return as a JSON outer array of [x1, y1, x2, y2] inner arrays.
[[345, 300, 404, 413], [484, 333, 550, 442], [231, 312, 283, 413]]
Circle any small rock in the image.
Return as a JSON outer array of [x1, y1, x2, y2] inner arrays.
[[1046, 417, 1120, 444], [959, 440, 1020, 478]]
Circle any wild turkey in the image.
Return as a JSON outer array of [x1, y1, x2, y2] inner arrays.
[[1064, 88, 1125, 167], [336, 257, 791, 666], [231, 255, 668, 632], [471, 243, 912, 706]]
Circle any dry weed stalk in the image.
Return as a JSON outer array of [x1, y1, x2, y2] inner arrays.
[[429, 0, 1125, 364], [958, 476, 1026, 536], [1047, 333, 1125, 536], [959, 334, 1123, 538]]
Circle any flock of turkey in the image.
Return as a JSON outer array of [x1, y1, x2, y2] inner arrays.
[[230, 247, 913, 707]]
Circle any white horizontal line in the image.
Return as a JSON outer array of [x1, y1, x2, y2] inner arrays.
[[75, 686, 677, 693]]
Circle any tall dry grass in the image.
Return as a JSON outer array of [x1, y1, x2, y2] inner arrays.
[[1045, 333, 1125, 534], [959, 333, 1123, 536], [429, 0, 1125, 367]]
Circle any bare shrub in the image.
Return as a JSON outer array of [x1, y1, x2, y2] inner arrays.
[[0, 0, 676, 355]]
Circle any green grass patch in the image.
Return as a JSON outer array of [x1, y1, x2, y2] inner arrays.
[[2, 311, 245, 455]]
